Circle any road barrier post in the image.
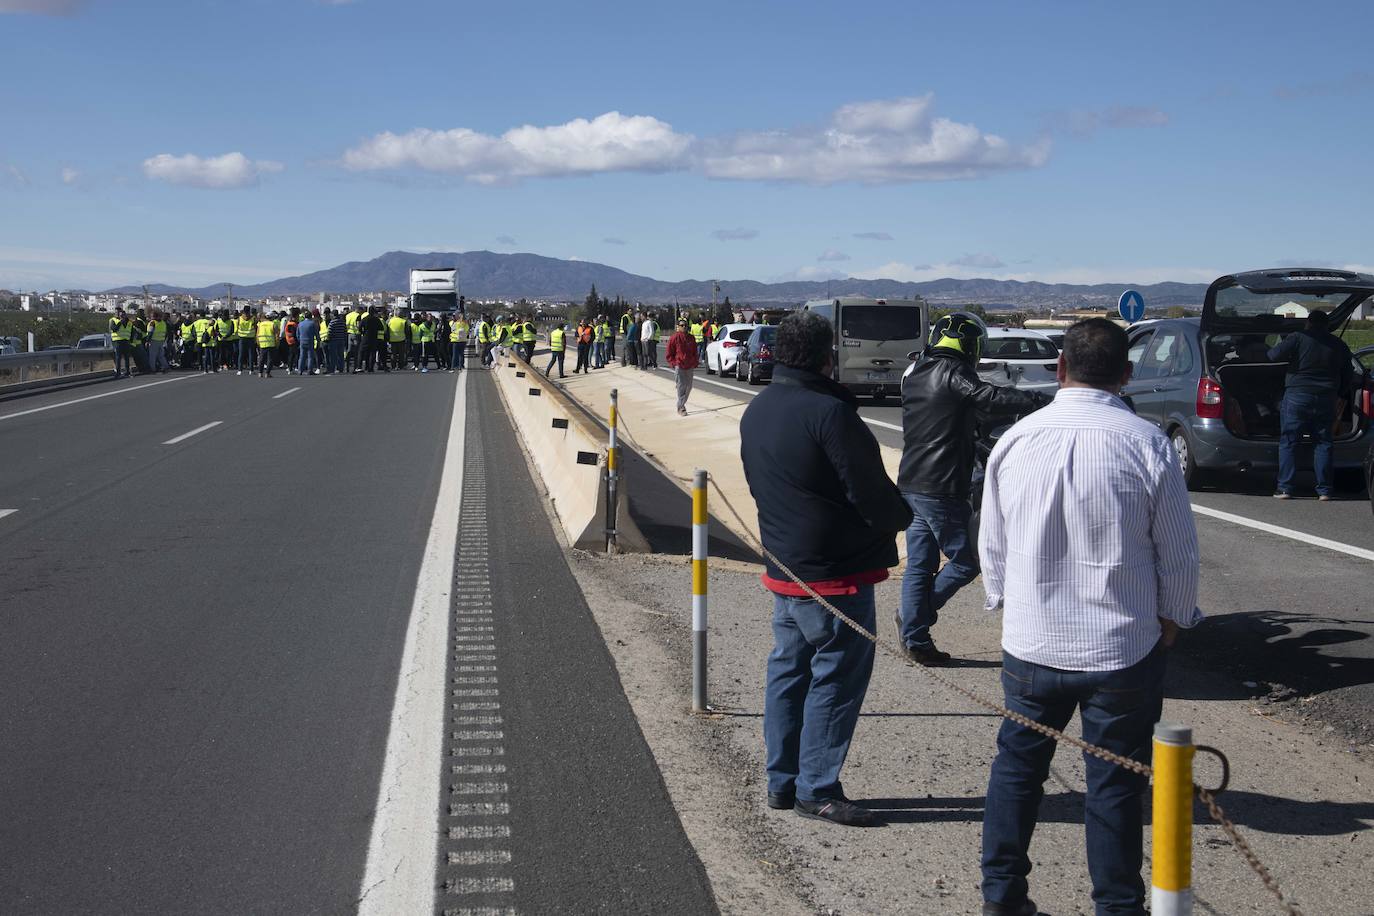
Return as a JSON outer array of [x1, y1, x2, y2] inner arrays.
[[606, 388, 619, 553], [691, 469, 708, 713], [1153, 722, 1195, 916]]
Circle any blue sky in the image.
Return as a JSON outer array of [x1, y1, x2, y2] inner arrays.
[[2, 0, 1372, 291]]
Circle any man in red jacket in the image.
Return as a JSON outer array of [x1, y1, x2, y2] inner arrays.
[[665, 317, 699, 415]]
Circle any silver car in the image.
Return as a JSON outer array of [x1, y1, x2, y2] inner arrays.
[[1121, 268, 1374, 489]]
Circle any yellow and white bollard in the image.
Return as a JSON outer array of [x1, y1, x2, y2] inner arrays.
[[1152, 722, 1195, 915], [691, 469, 708, 713], [606, 388, 619, 552]]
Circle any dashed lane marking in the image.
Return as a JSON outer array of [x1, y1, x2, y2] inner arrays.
[[357, 371, 468, 916], [1191, 503, 1374, 563], [0, 373, 200, 423], [653, 366, 903, 431], [0, 509, 17, 521], [162, 421, 222, 445], [271, 386, 301, 399]]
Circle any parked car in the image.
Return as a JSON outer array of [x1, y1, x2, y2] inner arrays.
[[734, 325, 777, 385], [1041, 330, 1067, 350], [0, 344, 16, 357], [704, 323, 756, 375], [803, 296, 929, 400], [76, 333, 112, 349], [42, 345, 72, 350], [1120, 268, 1374, 489], [977, 327, 1061, 392]]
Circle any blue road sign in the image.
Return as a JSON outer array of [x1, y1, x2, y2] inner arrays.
[[1118, 289, 1145, 323]]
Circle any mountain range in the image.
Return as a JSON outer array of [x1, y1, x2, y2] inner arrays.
[[105, 249, 1209, 309]]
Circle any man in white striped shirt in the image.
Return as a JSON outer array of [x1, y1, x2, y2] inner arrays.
[[978, 318, 1202, 916]]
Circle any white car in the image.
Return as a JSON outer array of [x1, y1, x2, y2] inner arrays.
[[978, 327, 1060, 391], [704, 323, 756, 375]]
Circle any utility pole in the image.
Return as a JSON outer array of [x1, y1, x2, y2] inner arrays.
[[227, 283, 234, 314], [142, 285, 149, 316]]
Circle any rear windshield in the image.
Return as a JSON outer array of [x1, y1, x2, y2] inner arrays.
[[728, 329, 752, 342], [840, 305, 922, 341], [983, 336, 1057, 359], [1214, 286, 1370, 320], [754, 327, 776, 344]]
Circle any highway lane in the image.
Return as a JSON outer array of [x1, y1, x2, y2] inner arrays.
[[0, 371, 454, 914], [0, 369, 716, 914]]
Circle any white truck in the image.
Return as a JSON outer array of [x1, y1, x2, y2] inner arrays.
[[409, 267, 461, 314]]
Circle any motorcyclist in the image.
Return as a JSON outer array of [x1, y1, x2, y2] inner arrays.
[[895, 312, 1052, 664]]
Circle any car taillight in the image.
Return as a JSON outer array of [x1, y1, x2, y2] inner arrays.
[[758, 344, 772, 360], [722, 340, 738, 349], [1196, 377, 1224, 419], [1363, 379, 1373, 419]]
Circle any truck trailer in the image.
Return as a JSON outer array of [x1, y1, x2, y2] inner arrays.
[[409, 268, 461, 314]]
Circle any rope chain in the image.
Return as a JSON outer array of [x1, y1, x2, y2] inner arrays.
[[699, 474, 1303, 916]]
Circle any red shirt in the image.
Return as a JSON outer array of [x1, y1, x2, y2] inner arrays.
[[666, 330, 699, 369], [761, 568, 888, 597]]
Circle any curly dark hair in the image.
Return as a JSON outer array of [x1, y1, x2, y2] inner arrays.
[[774, 311, 833, 372]]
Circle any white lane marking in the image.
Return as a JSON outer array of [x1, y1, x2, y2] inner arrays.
[[0, 374, 199, 423], [272, 386, 301, 400], [0, 509, 17, 521], [162, 421, 222, 445], [655, 366, 902, 431], [1191, 504, 1374, 563], [357, 370, 467, 916]]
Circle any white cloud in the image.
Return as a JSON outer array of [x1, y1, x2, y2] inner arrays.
[[700, 94, 1049, 184], [774, 265, 848, 282], [852, 260, 1228, 286], [817, 249, 850, 262], [711, 228, 758, 241], [142, 152, 284, 189], [60, 167, 80, 185], [0, 0, 84, 14], [951, 252, 1005, 269], [853, 231, 894, 241], [340, 95, 1045, 185], [342, 111, 692, 184], [495, 235, 517, 246], [603, 237, 628, 245], [0, 245, 304, 290], [2, 162, 31, 188]]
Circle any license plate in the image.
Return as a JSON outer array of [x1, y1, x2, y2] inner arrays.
[[864, 370, 891, 380]]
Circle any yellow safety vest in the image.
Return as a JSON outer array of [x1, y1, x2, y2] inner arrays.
[[217, 318, 235, 341], [549, 327, 565, 352], [619, 314, 631, 334], [522, 322, 536, 343], [690, 322, 703, 343], [320, 320, 330, 342], [346, 311, 361, 333], [235, 316, 253, 339], [148, 320, 167, 342], [387, 316, 408, 342], [256, 320, 278, 348], [109, 318, 131, 342], [452, 319, 468, 339], [193, 318, 210, 342], [418, 322, 433, 344]]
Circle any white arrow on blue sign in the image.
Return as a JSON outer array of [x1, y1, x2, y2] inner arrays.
[[1118, 289, 1146, 323]]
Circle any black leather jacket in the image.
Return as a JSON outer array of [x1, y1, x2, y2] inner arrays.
[[898, 349, 1051, 498]]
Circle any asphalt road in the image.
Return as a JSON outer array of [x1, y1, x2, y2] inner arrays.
[[0, 368, 715, 915], [668, 360, 1374, 740]]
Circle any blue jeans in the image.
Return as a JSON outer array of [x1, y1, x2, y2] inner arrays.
[[982, 644, 1166, 915], [898, 493, 979, 648], [1277, 389, 1336, 496], [764, 586, 876, 802], [327, 338, 345, 373], [236, 339, 252, 370], [452, 340, 466, 368], [298, 343, 317, 374]]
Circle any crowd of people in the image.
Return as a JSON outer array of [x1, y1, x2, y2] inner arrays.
[[103, 305, 559, 378]]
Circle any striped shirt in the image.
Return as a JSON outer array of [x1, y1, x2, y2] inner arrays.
[[979, 387, 1202, 671]]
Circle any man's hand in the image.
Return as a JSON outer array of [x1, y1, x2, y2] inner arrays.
[[1158, 617, 1179, 648]]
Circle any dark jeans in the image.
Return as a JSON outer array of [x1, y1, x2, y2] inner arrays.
[[259, 345, 274, 375], [201, 344, 217, 372], [643, 340, 658, 368], [235, 339, 252, 370], [327, 338, 345, 373], [898, 493, 978, 648], [113, 341, 133, 376], [1277, 389, 1336, 496], [764, 586, 876, 802], [298, 342, 318, 374], [575, 343, 591, 373], [545, 349, 566, 377], [452, 340, 466, 369], [982, 643, 1166, 915]]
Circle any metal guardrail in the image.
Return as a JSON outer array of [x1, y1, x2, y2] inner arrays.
[[0, 347, 116, 393]]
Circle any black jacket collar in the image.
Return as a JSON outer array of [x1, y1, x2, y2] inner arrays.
[[771, 364, 859, 409]]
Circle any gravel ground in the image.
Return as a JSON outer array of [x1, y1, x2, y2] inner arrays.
[[569, 550, 1374, 916]]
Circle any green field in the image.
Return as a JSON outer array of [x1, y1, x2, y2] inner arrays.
[[1342, 329, 1374, 352], [0, 311, 111, 350]]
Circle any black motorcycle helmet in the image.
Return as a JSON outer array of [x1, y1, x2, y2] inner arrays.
[[926, 311, 987, 362]]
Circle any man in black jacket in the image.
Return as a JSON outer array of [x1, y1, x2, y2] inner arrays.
[[741, 311, 912, 828], [896, 312, 1051, 665], [1267, 309, 1355, 500]]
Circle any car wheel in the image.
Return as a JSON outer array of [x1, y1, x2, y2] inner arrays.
[[706, 355, 715, 375], [1171, 428, 1204, 490], [735, 360, 745, 382], [748, 362, 762, 385]]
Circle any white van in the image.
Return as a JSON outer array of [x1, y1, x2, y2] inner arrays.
[[802, 297, 929, 400]]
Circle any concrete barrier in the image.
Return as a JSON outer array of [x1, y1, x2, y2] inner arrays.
[[0, 348, 115, 395], [491, 354, 650, 552]]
